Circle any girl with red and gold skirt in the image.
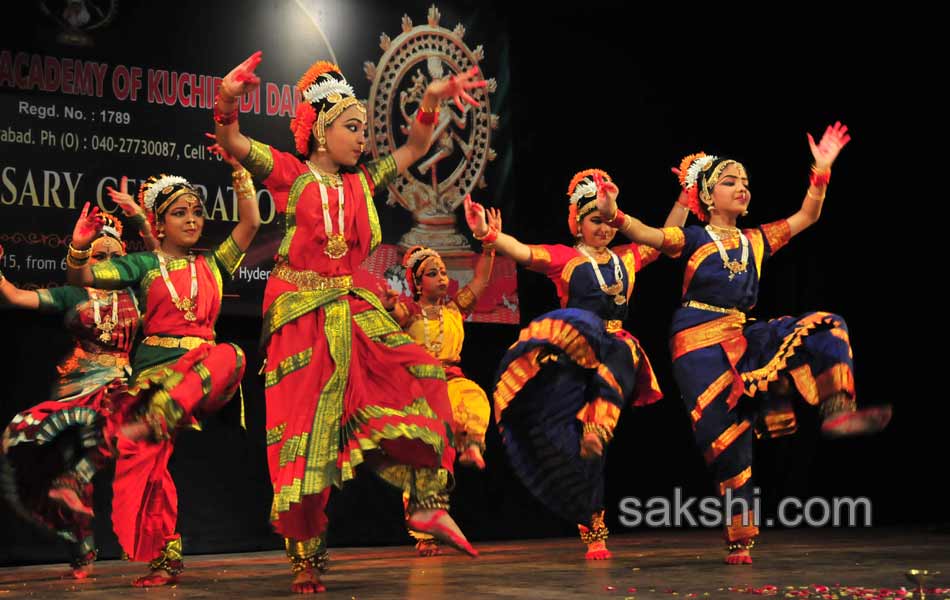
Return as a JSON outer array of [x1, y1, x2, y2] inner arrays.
[[214, 53, 486, 592], [1, 209, 150, 578], [66, 155, 260, 585]]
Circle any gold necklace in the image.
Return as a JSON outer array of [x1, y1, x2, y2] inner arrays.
[[156, 251, 198, 321], [577, 242, 609, 258], [92, 290, 119, 343], [305, 161, 348, 259], [306, 160, 343, 188], [420, 303, 445, 355], [576, 244, 626, 305], [706, 223, 740, 238], [705, 225, 749, 281]]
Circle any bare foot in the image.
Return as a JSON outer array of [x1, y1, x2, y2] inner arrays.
[[579, 432, 603, 459], [415, 538, 441, 557], [48, 481, 93, 517], [132, 568, 177, 587], [458, 445, 485, 470], [585, 540, 612, 560], [291, 569, 326, 593], [725, 548, 753, 565], [407, 509, 478, 557], [62, 563, 94, 580], [821, 405, 892, 438]]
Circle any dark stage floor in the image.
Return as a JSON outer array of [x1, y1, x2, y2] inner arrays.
[[1, 529, 948, 598]]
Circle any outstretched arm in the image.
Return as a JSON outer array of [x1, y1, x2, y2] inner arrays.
[[207, 132, 261, 251], [213, 51, 264, 163], [464, 195, 532, 266], [390, 67, 489, 175], [786, 121, 851, 237]]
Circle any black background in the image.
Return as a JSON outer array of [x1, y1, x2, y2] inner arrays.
[[1, 1, 940, 565]]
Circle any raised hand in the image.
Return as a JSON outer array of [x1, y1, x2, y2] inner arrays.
[[220, 51, 263, 102], [808, 121, 851, 170], [379, 286, 401, 311], [205, 132, 242, 169], [106, 176, 144, 218], [486, 206, 502, 234], [593, 172, 619, 218], [464, 194, 489, 237], [426, 66, 489, 112], [71, 202, 104, 249]]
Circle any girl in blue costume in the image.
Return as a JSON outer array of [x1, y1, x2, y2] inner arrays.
[[465, 171, 684, 559], [599, 122, 891, 564]]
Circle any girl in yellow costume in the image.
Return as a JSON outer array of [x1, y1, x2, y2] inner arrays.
[[384, 204, 501, 554]]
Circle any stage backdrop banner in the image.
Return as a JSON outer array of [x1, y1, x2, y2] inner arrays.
[[1, 0, 517, 321]]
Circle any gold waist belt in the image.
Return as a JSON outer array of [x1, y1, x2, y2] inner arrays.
[[605, 320, 623, 334], [272, 263, 353, 291], [682, 300, 745, 316], [142, 335, 214, 350], [89, 353, 129, 368]]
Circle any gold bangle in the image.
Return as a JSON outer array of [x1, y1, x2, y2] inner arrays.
[[472, 227, 497, 242], [806, 190, 826, 202], [66, 254, 88, 269], [68, 243, 92, 259], [234, 186, 256, 199], [232, 169, 255, 199], [582, 422, 613, 444], [419, 100, 440, 113]]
